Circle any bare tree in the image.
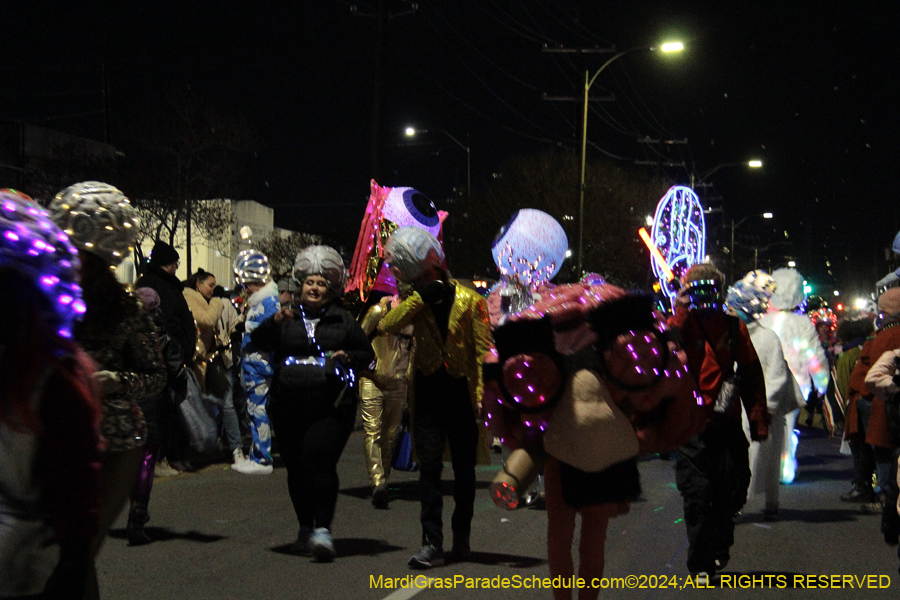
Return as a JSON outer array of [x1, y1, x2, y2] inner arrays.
[[121, 86, 260, 271]]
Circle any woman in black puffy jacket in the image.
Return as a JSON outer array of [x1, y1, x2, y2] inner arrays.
[[250, 245, 373, 562]]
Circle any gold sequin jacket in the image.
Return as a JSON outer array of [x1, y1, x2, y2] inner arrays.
[[379, 281, 495, 464]]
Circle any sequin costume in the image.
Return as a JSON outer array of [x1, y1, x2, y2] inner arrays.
[[75, 298, 166, 452], [359, 296, 413, 489], [241, 281, 280, 465], [380, 282, 494, 466]]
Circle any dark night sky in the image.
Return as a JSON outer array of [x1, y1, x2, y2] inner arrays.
[[4, 1, 898, 299]]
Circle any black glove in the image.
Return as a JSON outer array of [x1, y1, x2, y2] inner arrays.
[[44, 538, 90, 600], [418, 280, 446, 304]]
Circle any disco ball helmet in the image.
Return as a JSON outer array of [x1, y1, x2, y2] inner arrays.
[[0, 189, 85, 339], [726, 271, 774, 321], [49, 181, 139, 267], [233, 249, 271, 285], [292, 245, 346, 296]]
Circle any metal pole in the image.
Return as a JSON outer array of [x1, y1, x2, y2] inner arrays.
[[578, 69, 589, 276], [466, 133, 471, 198]]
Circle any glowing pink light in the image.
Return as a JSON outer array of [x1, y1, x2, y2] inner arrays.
[[524, 421, 532, 427], [487, 413, 492, 419], [2, 202, 15, 212], [514, 396, 521, 403], [27, 249, 39, 256], [515, 373, 523, 379], [4, 231, 19, 242], [57, 294, 74, 305], [72, 300, 86, 314], [523, 361, 530, 367], [635, 366, 643, 374]]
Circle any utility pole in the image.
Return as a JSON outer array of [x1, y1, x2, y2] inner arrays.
[[371, 0, 388, 182], [102, 63, 111, 144]]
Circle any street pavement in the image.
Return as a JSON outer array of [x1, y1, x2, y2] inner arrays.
[[96, 424, 898, 599]]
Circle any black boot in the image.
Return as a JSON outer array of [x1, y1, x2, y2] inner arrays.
[[127, 502, 152, 546]]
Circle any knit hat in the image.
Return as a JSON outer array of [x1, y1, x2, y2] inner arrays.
[[878, 288, 900, 318], [384, 226, 444, 284], [133, 286, 161, 313], [49, 181, 139, 267], [149, 241, 180, 267], [292, 245, 346, 296]]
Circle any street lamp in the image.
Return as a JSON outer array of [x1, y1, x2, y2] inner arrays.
[[692, 159, 763, 186], [577, 41, 683, 275], [404, 127, 471, 197]]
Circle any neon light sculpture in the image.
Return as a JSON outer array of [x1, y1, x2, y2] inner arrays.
[[649, 186, 706, 302]]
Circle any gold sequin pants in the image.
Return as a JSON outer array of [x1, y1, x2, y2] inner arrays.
[[360, 378, 407, 488]]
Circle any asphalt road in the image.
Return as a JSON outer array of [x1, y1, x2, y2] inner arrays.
[[96, 425, 898, 600]]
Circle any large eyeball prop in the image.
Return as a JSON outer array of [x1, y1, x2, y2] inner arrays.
[[492, 209, 568, 287], [382, 187, 441, 237]]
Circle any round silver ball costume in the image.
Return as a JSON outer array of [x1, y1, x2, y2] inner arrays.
[[0, 189, 84, 338], [726, 271, 774, 320], [233, 249, 271, 284], [384, 226, 444, 284], [292, 245, 346, 296], [49, 181, 139, 267]]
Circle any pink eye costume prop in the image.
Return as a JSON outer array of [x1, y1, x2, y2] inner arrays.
[[482, 279, 706, 510], [345, 180, 447, 300]]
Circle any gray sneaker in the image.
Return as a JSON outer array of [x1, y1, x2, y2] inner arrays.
[[309, 527, 336, 562], [408, 545, 444, 569]]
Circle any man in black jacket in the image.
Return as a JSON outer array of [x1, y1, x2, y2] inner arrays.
[[134, 241, 197, 472]]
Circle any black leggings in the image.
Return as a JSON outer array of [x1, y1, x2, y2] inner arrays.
[[269, 394, 355, 532]]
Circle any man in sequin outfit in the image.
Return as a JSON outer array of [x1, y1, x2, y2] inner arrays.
[[379, 227, 494, 569]]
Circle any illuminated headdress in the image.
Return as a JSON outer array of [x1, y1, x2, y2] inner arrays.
[[233, 249, 271, 285], [49, 181, 139, 267], [0, 189, 85, 339]]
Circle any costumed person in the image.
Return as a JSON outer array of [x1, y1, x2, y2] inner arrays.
[[668, 264, 769, 585], [134, 241, 197, 475], [726, 271, 804, 520], [49, 182, 167, 600], [759, 268, 829, 484], [833, 319, 875, 429], [484, 277, 706, 600], [0, 189, 102, 600], [233, 249, 279, 475], [126, 287, 186, 545], [250, 245, 373, 561], [344, 181, 445, 509], [844, 288, 900, 507], [183, 268, 246, 468], [358, 294, 413, 508], [864, 349, 900, 547], [378, 227, 493, 569]]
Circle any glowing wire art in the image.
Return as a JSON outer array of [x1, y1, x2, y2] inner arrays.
[[649, 186, 706, 302]]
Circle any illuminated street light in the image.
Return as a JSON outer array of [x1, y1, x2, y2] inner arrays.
[[788, 260, 796, 267], [748, 159, 763, 168], [833, 290, 840, 296], [762, 212, 773, 219], [855, 298, 868, 310], [577, 41, 683, 274]]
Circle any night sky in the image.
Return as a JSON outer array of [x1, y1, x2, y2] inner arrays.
[[4, 1, 898, 299]]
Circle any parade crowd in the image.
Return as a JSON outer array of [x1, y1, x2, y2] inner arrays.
[[3, 180, 900, 600]]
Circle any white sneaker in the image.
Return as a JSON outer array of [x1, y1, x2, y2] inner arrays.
[[234, 459, 274, 475], [230, 448, 247, 471]]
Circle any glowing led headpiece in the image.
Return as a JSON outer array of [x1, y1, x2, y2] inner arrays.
[[491, 209, 568, 288], [233, 249, 271, 285], [0, 189, 85, 339], [649, 186, 706, 302], [49, 181, 139, 267]]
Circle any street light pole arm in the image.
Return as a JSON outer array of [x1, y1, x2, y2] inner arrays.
[[698, 161, 742, 181], [436, 129, 469, 153], [587, 46, 650, 89]]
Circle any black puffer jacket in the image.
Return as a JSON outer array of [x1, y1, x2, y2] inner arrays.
[[250, 303, 374, 408], [135, 263, 197, 368]]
